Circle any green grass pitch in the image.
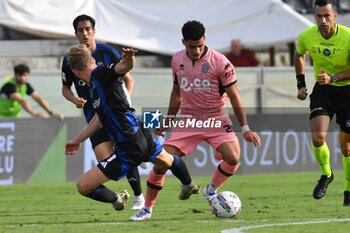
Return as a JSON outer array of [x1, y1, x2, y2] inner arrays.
[[1, 171, 350, 233]]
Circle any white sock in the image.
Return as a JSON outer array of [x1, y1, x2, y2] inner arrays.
[[134, 194, 144, 201], [206, 183, 217, 194]]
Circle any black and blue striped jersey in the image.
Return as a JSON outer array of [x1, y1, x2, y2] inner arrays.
[[61, 43, 122, 122], [89, 64, 140, 144]]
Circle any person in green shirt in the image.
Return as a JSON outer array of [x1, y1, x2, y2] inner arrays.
[[0, 63, 64, 120], [294, 0, 350, 206]]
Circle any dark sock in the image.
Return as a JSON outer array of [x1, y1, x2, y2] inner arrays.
[[85, 185, 117, 203], [169, 155, 192, 185], [127, 166, 142, 196]]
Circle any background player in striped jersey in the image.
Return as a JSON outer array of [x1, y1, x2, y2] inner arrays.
[[61, 14, 145, 210]]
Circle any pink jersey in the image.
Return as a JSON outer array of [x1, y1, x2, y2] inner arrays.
[[171, 47, 236, 121]]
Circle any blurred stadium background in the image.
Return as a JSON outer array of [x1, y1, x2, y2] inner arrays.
[[0, 0, 349, 184]]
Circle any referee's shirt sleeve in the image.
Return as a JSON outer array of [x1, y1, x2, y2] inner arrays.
[[296, 33, 307, 56]]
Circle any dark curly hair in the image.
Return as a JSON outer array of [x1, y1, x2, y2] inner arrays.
[[182, 20, 205, 41]]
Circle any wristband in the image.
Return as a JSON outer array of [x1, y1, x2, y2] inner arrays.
[[48, 110, 53, 115], [241, 125, 250, 134], [296, 74, 306, 89], [330, 74, 337, 83]]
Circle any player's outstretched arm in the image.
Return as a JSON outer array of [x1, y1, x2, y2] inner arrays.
[[114, 48, 138, 75]]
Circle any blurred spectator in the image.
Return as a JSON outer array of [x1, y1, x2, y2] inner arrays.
[[282, 0, 350, 14], [152, 54, 172, 67], [0, 63, 64, 119], [282, 0, 313, 14], [338, 0, 350, 13], [225, 39, 259, 67]]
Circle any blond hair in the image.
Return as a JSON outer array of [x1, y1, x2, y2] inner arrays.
[[67, 44, 94, 71]]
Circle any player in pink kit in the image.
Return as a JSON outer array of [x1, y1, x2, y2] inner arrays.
[[130, 20, 261, 221]]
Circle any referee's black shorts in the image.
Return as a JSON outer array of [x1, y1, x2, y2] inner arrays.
[[309, 82, 350, 133]]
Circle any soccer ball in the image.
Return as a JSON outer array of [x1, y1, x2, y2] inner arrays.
[[210, 191, 241, 218]]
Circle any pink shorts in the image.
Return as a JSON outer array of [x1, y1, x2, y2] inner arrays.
[[163, 128, 238, 156]]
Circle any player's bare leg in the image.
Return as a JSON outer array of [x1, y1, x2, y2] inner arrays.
[[130, 148, 197, 221], [203, 141, 240, 201]]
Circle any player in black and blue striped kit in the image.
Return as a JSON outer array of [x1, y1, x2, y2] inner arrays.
[[65, 44, 198, 218], [61, 14, 145, 210]]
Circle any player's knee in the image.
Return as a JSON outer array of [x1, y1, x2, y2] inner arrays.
[[223, 155, 240, 166], [312, 134, 326, 147], [154, 150, 174, 169], [153, 165, 167, 175], [76, 180, 90, 196], [312, 139, 325, 148]]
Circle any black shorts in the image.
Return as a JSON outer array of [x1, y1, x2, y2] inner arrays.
[[309, 83, 350, 133], [97, 126, 162, 180], [89, 127, 111, 149], [97, 152, 130, 181]]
